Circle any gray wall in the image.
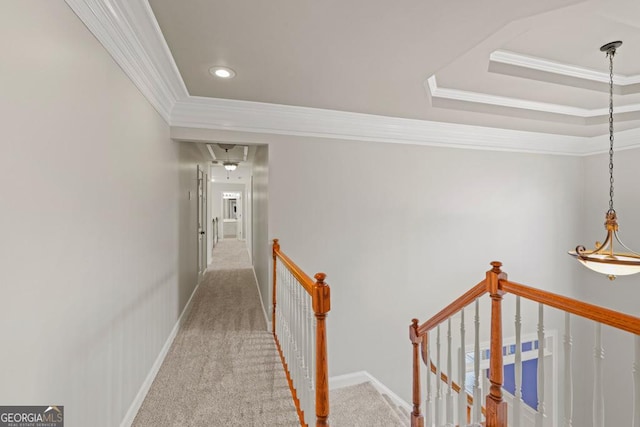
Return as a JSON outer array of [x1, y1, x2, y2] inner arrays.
[[252, 145, 270, 319], [571, 147, 640, 427], [267, 136, 584, 404], [0, 2, 205, 425], [9, 2, 633, 423]]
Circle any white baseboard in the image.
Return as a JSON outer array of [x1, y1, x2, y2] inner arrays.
[[119, 279, 202, 427], [252, 267, 272, 332], [329, 371, 412, 413]]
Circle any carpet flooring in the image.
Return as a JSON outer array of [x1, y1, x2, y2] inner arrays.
[[330, 382, 408, 427], [132, 239, 299, 426], [133, 239, 409, 426], [209, 238, 253, 270]]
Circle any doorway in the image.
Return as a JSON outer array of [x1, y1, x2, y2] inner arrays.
[[197, 165, 207, 275], [222, 191, 242, 240]]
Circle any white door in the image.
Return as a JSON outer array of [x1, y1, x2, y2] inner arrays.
[[197, 166, 207, 275], [236, 193, 243, 240]]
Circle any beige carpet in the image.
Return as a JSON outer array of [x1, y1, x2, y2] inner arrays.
[[209, 239, 252, 270], [132, 240, 299, 426], [330, 382, 408, 426], [133, 239, 408, 426]]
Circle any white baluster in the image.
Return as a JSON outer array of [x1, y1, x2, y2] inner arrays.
[[301, 289, 308, 421], [308, 292, 313, 423], [306, 296, 314, 423], [296, 284, 302, 413], [302, 292, 306, 399], [287, 271, 292, 373], [536, 303, 545, 427], [295, 282, 301, 390], [282, 266, 286, 344], [593, 323, 604, 427], [514, 296, 522, 427], [436, 325, 443, 427], [311, 306, 317, 423], [446, 318, 453, 426], [633, 335, 640, 427], [292, 276, 296, 381], [291, 278, 296, 387], [307, 292, 314, 422], [275, 260, 280, 339], [473, 299, 481, 425], [284, 269, 289, 365], [279, 268, 284, 345], [563, 313, 573, 427], [426, 330, 433, 427], [458, 309, 467, 426], [283, 269, 288, 363]]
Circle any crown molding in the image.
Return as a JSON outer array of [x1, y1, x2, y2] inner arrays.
[[426, 76, 640, 123], [66, 0, 639, 157], [172, 97, 587, 155], [490, 50, 640, 87], [581, 126, 640, 155], [427, 76, 596, 118], [64, 0, 188, 123]]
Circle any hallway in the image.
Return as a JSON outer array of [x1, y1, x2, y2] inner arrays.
[[132, 240, 298, 426]]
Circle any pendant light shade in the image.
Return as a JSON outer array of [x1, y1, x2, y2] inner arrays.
[[222, 147, 239, 171], [569, 211, 640, 279], [568, 41, 640, 280]]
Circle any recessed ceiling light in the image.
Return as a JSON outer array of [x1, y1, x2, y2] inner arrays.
[[209, 66, 236, 79]]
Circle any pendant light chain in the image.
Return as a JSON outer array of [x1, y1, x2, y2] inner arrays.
[[608, 48, 615, 214], [568, 41, 640, 279]]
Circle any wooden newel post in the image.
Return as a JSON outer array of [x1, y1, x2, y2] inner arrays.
[[313, 272, 331, 427], [272, 239, 280, 335], [486, 261, 508, 427], [410, 319, 425, 427]]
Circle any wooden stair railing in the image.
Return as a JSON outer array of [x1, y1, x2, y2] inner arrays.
[[423, 360, 486, 418], [273, 239, 331, 427], [416, 284, 488, 425], [411, 261, 640, 427]]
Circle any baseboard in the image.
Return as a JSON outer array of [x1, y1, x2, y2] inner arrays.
[[329, 371, 412, 413], [119, 279, 202, 427], [252, 267, 272, 332]]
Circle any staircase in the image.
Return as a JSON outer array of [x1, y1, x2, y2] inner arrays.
[[408, 261, 640, 427], [132, 241, 640, 426]]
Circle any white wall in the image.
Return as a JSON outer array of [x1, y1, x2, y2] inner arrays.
[[570, 147, 640, 427], [9, 2, 633, 425], [267, 136, 584, 404], [252, 146, 270, 315], [246, 175, 253, 262], [0, 2, 204, 426]]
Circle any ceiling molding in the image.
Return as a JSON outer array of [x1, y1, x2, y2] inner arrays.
[[64, 0, 188, 123], [205, 144, 216, 160], [582, 126, 640, 156], [172, 97, 586, 155], [66, 0, 640, 157], [426, 76, 640, 123], [490, 50, 640, 88], [427, 76, 596, 118]]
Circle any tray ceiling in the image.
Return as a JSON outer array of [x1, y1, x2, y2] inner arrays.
[[148, 0, 640, 137]]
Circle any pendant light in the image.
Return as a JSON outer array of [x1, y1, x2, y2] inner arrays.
[[222, 147, 238, 171], [568, 41, 640, 280]]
